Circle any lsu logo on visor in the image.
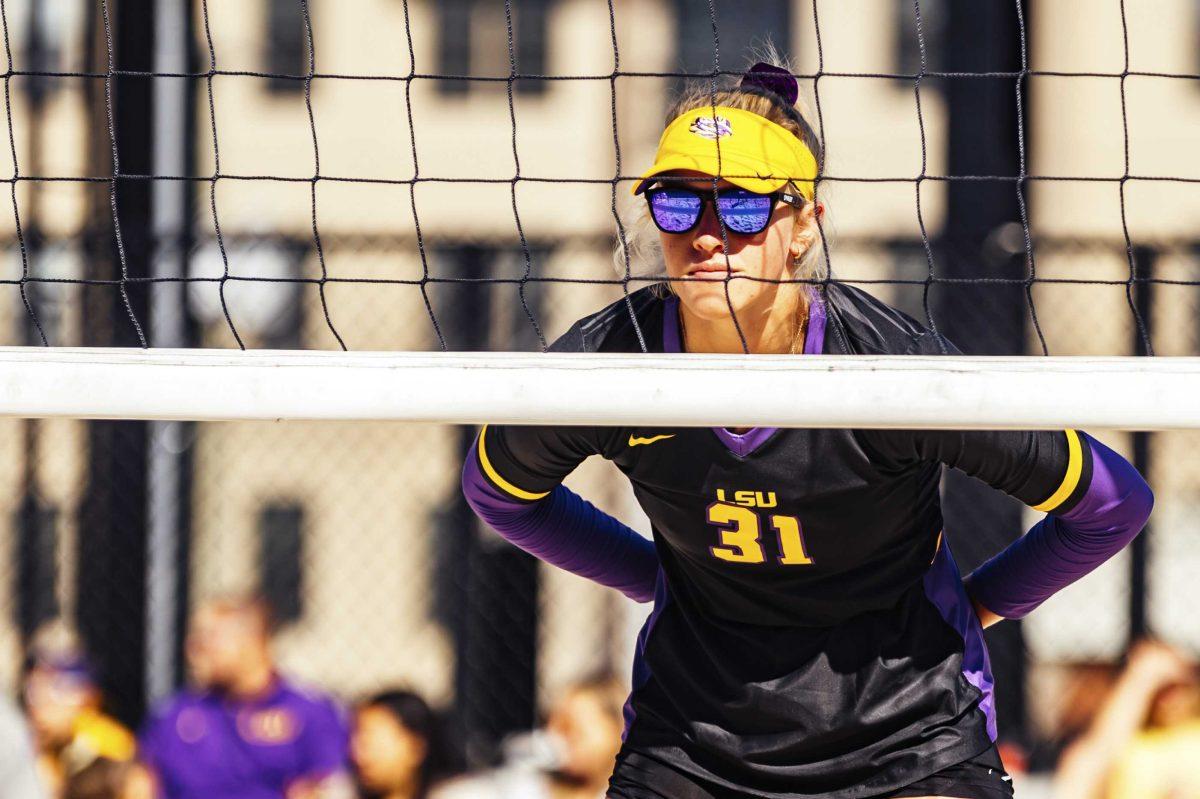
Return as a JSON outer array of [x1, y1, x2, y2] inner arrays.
[[689, 115, 732, 139]]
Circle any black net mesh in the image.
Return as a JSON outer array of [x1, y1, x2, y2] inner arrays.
[[0, 0, 1195, 353]]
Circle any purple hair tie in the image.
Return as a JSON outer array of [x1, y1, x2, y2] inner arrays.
[[740, 61, 798, 106]]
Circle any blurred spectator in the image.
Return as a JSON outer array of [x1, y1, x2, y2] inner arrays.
[[1025, 662, 1119, 776], [433, 674, 626, 799], [351, 690, 458, 799], [23, 622, 135, 799], [61, 759, 135, 799], [137, 595, 350, 799], [1, 695, 45, 799], [1055, 639, 1200, 799]]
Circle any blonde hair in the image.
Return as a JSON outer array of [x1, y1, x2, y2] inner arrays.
[[614, 49, 830, 300]]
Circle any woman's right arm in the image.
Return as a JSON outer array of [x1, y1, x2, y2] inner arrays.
[[461, 425, 659, 603]]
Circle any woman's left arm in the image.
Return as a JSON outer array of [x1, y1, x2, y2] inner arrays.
[[962, 432, 1153, 622], [861, 427, 1153, 624]]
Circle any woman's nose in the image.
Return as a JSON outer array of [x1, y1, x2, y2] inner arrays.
[[691, 206, 725, 254]]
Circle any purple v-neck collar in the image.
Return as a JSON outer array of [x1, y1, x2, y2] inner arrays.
[[662, 289, 827, 458]]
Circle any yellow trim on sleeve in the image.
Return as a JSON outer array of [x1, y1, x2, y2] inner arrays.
[[1032, 429, 1083, 512], [479, 425, 550, 501]]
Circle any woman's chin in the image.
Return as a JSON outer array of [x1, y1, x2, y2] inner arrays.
[[675, 285, 754, 320]]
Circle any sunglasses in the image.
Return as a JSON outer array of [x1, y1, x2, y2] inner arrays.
[[645, 185, 805, 236]]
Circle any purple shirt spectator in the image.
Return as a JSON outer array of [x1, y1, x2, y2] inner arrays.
[[139, 677, 348, 799]]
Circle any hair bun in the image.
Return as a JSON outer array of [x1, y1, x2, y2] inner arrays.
[[739, 62, 798, 106]]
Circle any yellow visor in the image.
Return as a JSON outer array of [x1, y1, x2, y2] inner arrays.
[[632, 106, 818, 200]]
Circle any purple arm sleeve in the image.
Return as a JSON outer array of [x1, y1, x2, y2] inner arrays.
[[462, 439, 658, 603], [966, 433, 1154, 619]]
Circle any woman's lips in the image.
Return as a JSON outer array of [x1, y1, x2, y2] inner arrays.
[[686, 263, 737, 279]]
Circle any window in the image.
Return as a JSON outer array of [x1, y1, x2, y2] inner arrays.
[[259, 503, 304, 625], [258, 240, 306, 350], [430, 245, 547, 351], [436, 0, 552, 96], [23, 244, 78, 346], [437, 0, 472, 95], [15, 500, 59, 638], [265, 0, 307, 93], [675, 0, 791, 82], [514, 0, 550, 94], [889, 241, 936, 324], [896, 0, 946, 76]]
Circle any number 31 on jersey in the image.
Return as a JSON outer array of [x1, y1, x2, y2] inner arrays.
[[706, 490, 813, 565]]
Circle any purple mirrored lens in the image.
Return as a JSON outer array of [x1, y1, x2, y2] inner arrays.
[[649, 191, 702, 233], [717, 192, 774, 234]]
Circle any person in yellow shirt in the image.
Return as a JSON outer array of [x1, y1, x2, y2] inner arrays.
[[1107, 718, 1200, 798], [1055, 640, 1200, 799], [23, 623, 135, 798]]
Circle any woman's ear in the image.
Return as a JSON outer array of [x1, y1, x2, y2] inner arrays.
[[789, 203, 820, 260]]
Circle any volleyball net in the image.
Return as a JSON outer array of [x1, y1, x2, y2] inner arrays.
[[0, 0, 1197, 427]]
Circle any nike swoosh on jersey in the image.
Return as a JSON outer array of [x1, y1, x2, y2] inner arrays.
[[628, 434, 676, 447]]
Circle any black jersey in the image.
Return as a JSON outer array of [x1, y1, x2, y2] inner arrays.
[[478, 283, 1088, 798]]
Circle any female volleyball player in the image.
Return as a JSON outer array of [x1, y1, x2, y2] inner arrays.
[[461, 61, 1153, 799]]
